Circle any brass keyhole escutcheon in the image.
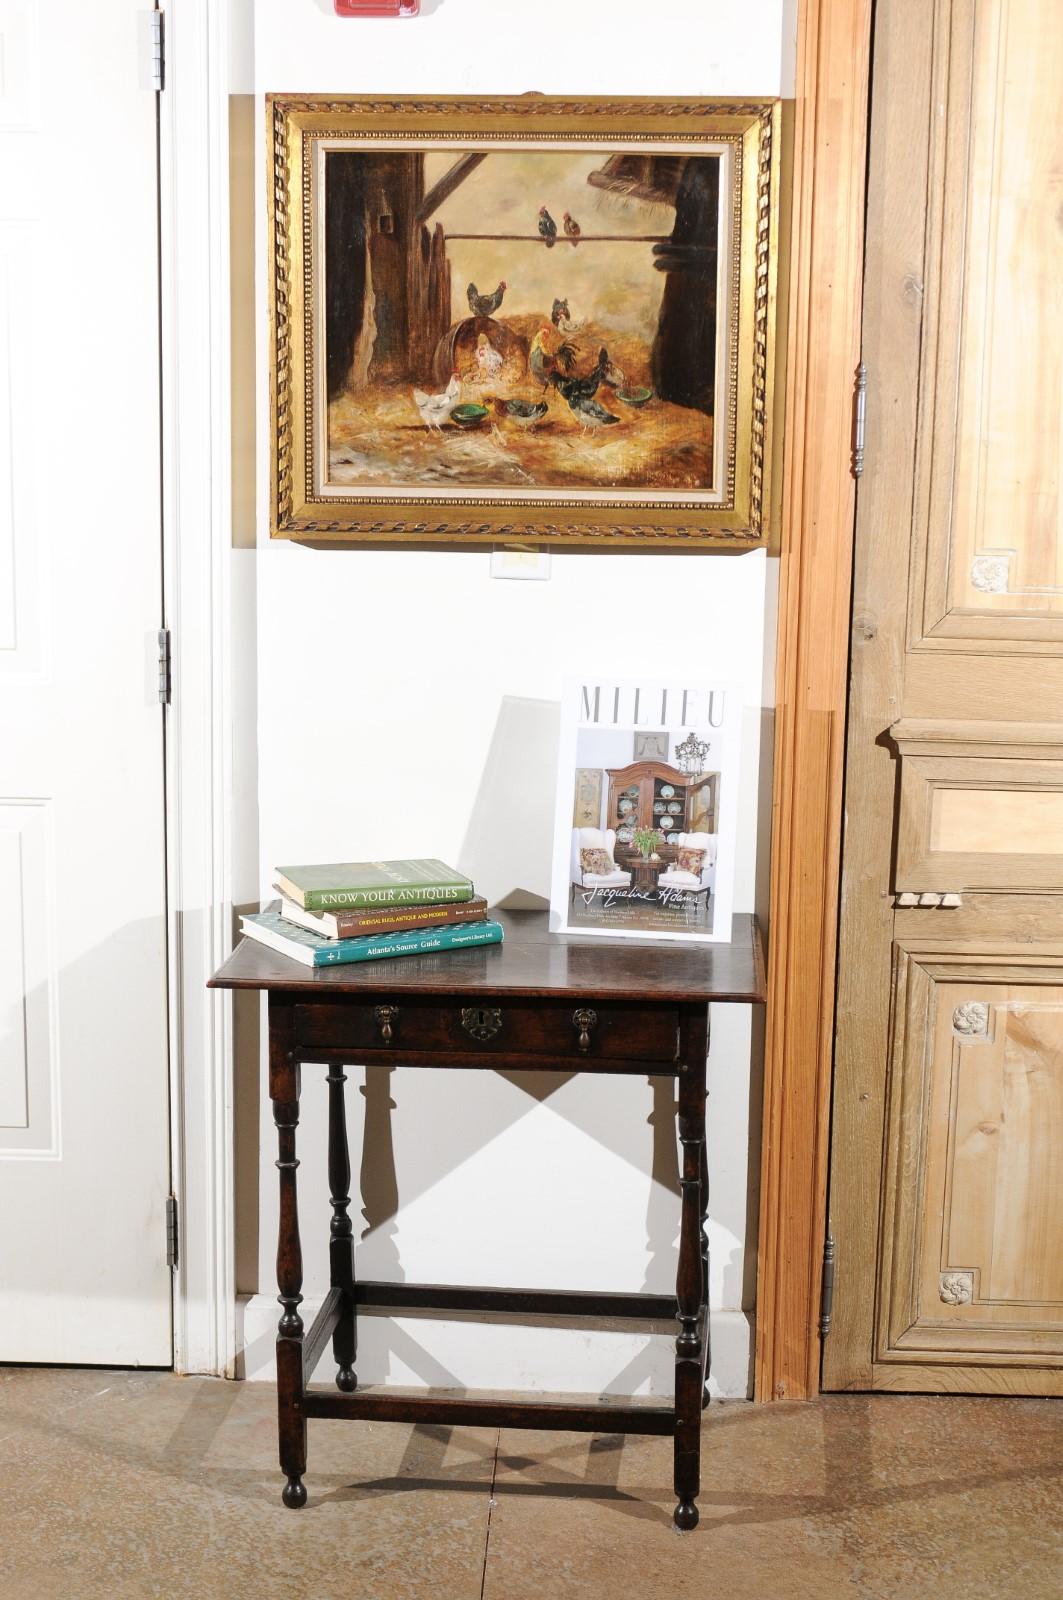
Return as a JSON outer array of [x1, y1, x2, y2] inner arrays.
[[374, 1005, 399, 1044], [573, 1007, 598, 1053], [461, 1006, 503, 1042]]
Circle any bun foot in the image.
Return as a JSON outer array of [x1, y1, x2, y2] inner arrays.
[[336, 1366, 357, 1393], [282, 1475, 307, 1509], [673, 1498, 699, 1531]]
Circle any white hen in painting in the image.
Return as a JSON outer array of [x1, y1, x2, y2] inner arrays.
[[413, 373, 461, 433]]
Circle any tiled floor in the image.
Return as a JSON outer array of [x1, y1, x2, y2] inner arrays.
[[2, 1368, 1060, 1599]]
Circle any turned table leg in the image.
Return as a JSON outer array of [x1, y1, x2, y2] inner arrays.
[[327, 1063, 357, 1393], [270, 998, 307, 1510], [700, 1132, 711, 1410], [673, 1017, 707, 1531]]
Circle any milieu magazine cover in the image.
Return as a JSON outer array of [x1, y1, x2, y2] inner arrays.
[[550, 680, 741, 943]]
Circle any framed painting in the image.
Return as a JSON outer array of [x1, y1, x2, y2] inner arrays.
[[269, 95, 781, 548], [572, 767, 604, 829], [633, 731, 669, 762]]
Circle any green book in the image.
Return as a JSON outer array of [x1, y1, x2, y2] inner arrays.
[[241, 911, 503, 967], [274, 857, 474, 912]]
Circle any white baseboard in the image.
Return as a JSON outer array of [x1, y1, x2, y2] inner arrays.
[[236, 1293, 754, 1400]]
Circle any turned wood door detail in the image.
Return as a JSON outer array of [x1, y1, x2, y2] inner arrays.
[[826, 0, 1063, 1395]]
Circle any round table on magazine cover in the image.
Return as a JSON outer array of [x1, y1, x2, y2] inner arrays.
[[627, 856, 667, 897]]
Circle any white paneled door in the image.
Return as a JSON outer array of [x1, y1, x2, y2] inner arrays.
[[0, 3, 171, 1363]]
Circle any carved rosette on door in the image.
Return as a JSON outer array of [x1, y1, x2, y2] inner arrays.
[[939, 1271, 974, 1307]]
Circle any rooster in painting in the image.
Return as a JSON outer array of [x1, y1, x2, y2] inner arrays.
[[538, 206, 558, 247], [467, 281, 507, 318], [563, 211, 581, 246], [529, 323, 578, 391], [552, 347, 625, 406], [553, 347, 624, 431], [413, 372, 461, 432]]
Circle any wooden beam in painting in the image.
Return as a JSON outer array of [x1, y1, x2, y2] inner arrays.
[[443, 233, 670, 243], [416, 153, 489, 224]]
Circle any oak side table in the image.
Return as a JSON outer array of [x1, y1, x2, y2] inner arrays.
[[209, 909, 765, 1530]]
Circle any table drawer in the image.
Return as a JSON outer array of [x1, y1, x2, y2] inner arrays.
[[293, 997, 680, 1063]]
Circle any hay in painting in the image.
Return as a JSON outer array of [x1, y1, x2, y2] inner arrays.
[[323, 149, 720, 498]]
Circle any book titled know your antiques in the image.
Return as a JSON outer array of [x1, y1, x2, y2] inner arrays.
[[550, 681, 741, 943]]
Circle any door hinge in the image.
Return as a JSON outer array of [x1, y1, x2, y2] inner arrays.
[[139, 10, 165, 93], [852, 361, 867, 478], [819, 1232, 836, 1337], [165, 1194, 179, 1269], [157, 628, 171, 705]]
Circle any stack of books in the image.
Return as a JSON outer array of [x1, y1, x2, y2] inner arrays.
[[240, 858, 503, 967]]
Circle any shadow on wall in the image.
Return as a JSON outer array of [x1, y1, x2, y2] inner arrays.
[[236, 1054, 702, 1395], [234, 690, 750, 1394], [743, 703, 775, 1316], [233, 983, 261, 1294], [457, 694, 560, 910]]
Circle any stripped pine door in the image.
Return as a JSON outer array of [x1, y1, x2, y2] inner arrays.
[[825, 0, 1063, 1394], [0, 3, 171, 1363]]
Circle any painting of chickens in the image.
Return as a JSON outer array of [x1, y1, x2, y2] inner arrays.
[[322, 146, 724, 497], [270, 94, 781, 542]]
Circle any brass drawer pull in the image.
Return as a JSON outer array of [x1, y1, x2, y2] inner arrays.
[[461, 1006, 503, 1042], [573, 1007, 598, 1053], [374, 1005, 399, 1044]]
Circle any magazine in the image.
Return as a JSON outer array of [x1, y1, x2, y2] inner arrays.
[[549, 680, 741, 943]]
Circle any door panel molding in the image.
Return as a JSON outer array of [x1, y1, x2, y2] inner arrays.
[[879, 948, 1063, 1370], [892, 720, 1063, 892], [895, 756, 1063, 892], [0, 224, 44, 682], [909, 0, 1063, 654], [0, 799, 58, 1157], [867, 1362, 1063, 1394]]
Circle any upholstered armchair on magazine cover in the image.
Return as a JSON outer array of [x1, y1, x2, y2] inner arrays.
[[657, 831, 716, 905], [570, 828, 633, 901]]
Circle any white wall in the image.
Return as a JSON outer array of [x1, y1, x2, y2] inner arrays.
[[237, 0, 793, 1399]]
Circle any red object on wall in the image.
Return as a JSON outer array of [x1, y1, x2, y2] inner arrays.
[[334, 0, 420, 14]]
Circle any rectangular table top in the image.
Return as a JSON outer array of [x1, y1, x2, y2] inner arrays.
[[208, 909, 765, 1005]]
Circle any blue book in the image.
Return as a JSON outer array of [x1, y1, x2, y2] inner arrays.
[[240, 909, 504, 967]]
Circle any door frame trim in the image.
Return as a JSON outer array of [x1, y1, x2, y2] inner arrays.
[[159, 0, 238, 1377], [754, 0, 873, 1401]]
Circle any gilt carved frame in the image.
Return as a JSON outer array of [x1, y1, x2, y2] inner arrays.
[[268, 95, 780, 548]]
